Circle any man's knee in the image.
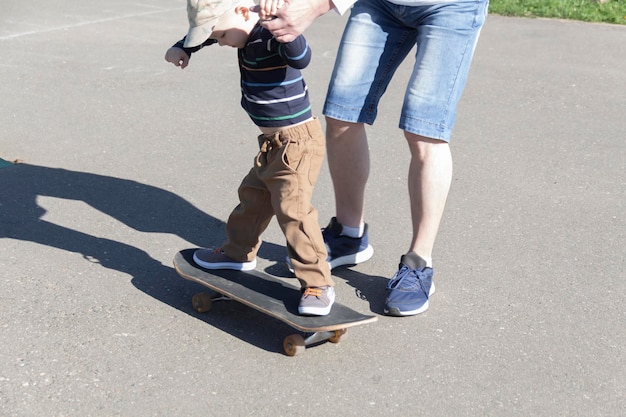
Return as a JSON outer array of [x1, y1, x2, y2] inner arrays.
[[325, 117, 364, 141], [404, 131, 449, 158]]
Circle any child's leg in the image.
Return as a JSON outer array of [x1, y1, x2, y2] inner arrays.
[[259, 119, 334, 289], [222, 152, 275, 262]]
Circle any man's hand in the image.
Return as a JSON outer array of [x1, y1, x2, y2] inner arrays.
[[260, 0, 333, 43], [164, 47, 190, 69]]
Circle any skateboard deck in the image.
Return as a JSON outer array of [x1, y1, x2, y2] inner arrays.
[[173, 249, 377, 356]]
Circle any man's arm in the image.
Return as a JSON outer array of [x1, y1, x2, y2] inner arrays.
[[261, 0, 353, 43]]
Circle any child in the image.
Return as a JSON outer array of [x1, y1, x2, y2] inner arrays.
[[165, 0, 335, 316]]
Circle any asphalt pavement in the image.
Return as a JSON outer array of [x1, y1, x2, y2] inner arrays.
[[1, 1, 625, 416]]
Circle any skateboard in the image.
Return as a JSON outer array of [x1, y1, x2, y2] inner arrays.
[[173, 249, 377, 356]]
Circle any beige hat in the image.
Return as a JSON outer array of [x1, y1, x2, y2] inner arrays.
[[183, 0, 240, 47]]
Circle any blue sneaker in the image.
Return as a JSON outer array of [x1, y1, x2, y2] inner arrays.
[[322, 217, 374, 269], [384, 252, 435, 316]]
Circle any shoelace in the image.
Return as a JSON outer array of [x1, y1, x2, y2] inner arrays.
[[302, 287, 323, 298], [387, 265, 422, 290], [211, 247, 224, 254]]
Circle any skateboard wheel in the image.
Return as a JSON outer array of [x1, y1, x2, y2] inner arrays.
[[192, 292, 213, 313], [283, 334, 305, 357], [329, 329, 347, 343]]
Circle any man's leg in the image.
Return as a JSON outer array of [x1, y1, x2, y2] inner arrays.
[[405, 133, 452, 263], [384, 0, 487, 316], [382, 134, 451, 316], [326, 117, 369, 229], [322, 117, 374, 268]]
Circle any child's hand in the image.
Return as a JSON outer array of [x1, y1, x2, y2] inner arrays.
[[164, 47, 190, 69], [254, 0, 287, 21]]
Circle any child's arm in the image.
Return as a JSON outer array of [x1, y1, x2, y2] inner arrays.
[[275, 35, 311, 70], [164, 37, 217, 69], [165, 45, 191, 69]]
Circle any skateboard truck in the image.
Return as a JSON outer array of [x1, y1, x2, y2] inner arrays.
[[191, 292, 230, 313], [283, 329, 347, 356]]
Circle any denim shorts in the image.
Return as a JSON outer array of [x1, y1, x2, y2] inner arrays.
[[323, 0, 489, 141]]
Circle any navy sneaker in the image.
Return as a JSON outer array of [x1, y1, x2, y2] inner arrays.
[[322, 217, 374, 269], [384, 252, 435, 316]]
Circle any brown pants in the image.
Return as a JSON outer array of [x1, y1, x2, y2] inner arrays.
[[222, 118, 333, 289]]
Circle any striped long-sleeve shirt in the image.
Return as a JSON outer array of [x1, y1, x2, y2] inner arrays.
[[238, 24, 312, 128], [175, 24, 312, 128]]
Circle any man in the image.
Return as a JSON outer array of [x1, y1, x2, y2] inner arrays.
[[262, 0, 488, 316]]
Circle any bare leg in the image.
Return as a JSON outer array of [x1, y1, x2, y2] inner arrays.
[[326, 119, 451, 261], [405, 132, 453, 260], [326, 117, 369, 229]]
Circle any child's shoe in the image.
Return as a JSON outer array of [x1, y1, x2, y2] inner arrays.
[[298, 286, 335, 316], [193, 248, 256, 271]]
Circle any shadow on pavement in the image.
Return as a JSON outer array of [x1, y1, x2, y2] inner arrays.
[[0, 162, 299, 353], [333, 267, 388, 316]]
